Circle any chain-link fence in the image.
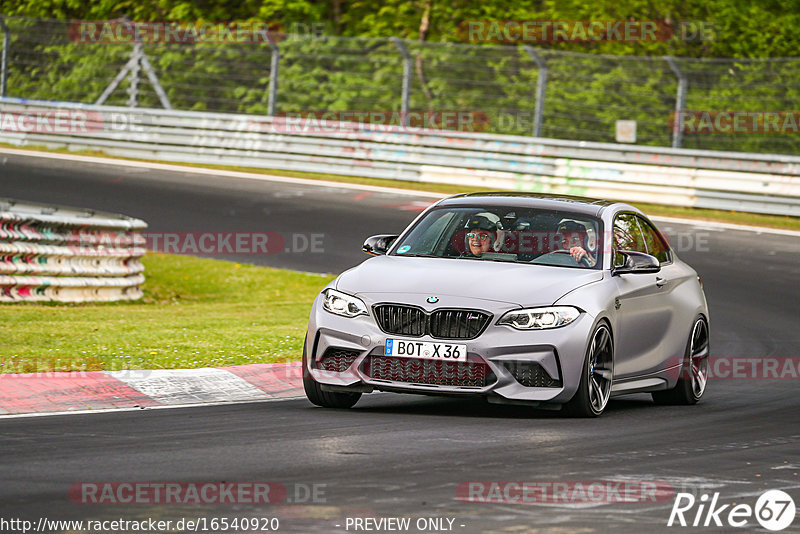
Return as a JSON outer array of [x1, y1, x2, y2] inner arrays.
[[2, 16, 800, 154]]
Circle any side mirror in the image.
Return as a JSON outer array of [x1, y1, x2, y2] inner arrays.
[[362, 234, 398, 256], [613, 250, 661, 275]]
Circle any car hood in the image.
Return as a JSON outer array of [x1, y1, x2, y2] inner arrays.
[[336, 256, 604, 307]]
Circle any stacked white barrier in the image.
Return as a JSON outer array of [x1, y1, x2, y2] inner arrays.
[[0, 198, 147, 302], [1, 98, 799, 216]]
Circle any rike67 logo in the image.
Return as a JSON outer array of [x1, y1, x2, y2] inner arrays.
[[668, 489, 795, 531]]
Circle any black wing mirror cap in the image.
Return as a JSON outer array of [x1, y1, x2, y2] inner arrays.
[[362, 234, 399, 256], [613, 250, 661, 275]]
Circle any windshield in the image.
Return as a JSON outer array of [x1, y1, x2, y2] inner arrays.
[[391, 206, 603, 269]]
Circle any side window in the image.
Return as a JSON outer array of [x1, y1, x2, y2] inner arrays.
[[636, 217, 671, 264], [613, 213, 646, 266]]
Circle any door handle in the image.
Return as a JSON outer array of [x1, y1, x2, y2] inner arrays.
[[656, 276, 666, 288]]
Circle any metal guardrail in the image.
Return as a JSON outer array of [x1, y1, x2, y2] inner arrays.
[[0, 197, 147, 302], [1, 98, 799, 217]]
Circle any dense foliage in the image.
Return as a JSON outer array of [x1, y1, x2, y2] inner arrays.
[[6, 0, 800, 58], [2, 1, 799, 153]]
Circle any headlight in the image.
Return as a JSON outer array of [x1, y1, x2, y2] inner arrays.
[[322, 288, 368, 318], [498, 306, 581, 330]]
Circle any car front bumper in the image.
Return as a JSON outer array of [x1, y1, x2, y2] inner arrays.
[[306, 292, 596, 405]]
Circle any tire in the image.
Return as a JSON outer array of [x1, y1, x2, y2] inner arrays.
[[302, 339, 361, 409], [564, 323, 614, 418], [652, 316, 709, 406]]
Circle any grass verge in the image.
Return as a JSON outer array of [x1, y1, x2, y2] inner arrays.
[[2, 142, 799, 231], [0, 254, 334, 374]]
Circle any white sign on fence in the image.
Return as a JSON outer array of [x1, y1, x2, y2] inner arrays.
[[616, 120, 637, 143]]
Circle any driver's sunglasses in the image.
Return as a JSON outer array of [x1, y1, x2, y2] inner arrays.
[[467, 232, 491, 241]]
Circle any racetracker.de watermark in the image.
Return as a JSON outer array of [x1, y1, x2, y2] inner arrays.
[[0, 109, 105, 134], [139, 232, 324, 255], [457, 480, 675, 504], [69, 481, 326, 505], [249, 110, 491, 134], [457, 20, 714, 44], [68, 21, 294, 44], [683, 357, 800, 380], [0, 109, 490, 135], [670, 111, 800, 134], [441, 229, 710, 256], [0, 109, 167, 134]]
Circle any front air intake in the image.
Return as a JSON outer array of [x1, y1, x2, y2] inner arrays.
[[362, 355, 495, 387], [500, 361, 562, 388], [316, 347, 360, 372]]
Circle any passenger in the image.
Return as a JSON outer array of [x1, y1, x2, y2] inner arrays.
[[463, 215, 503, 258]]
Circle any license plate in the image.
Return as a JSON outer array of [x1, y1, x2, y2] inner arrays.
[[384, 339, 467, 361]]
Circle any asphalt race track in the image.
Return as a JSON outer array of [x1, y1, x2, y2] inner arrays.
[[1, 150, 799, 533]]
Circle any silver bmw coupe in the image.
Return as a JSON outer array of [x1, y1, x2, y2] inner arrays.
[[303, 193, 710, 416]]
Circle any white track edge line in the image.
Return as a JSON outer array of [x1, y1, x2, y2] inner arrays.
[[649, 215, 800, 237], [2, 147, 797, 236], [0, 147, 446, 198], [0, 395, 307, 420]]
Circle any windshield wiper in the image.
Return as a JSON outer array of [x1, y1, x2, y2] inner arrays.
[[395, 253, 448, 259], [477, 257, 517, 264]]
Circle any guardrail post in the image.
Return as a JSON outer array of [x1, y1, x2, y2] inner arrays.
[[665, 56, 687, 149], [523, 46, 548, 138], [0, 17, 10, 98], [266, 35, 280, 116], [390, 37, 412, 127]]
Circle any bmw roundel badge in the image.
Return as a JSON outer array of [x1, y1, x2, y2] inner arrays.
[[426, 296, 439, 303]]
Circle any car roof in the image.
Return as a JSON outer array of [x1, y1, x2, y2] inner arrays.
[[437, 192, 627, 217]]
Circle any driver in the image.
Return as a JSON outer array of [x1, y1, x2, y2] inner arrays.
[[463, 214, 504, 258], [555, 221, 596, 266]]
